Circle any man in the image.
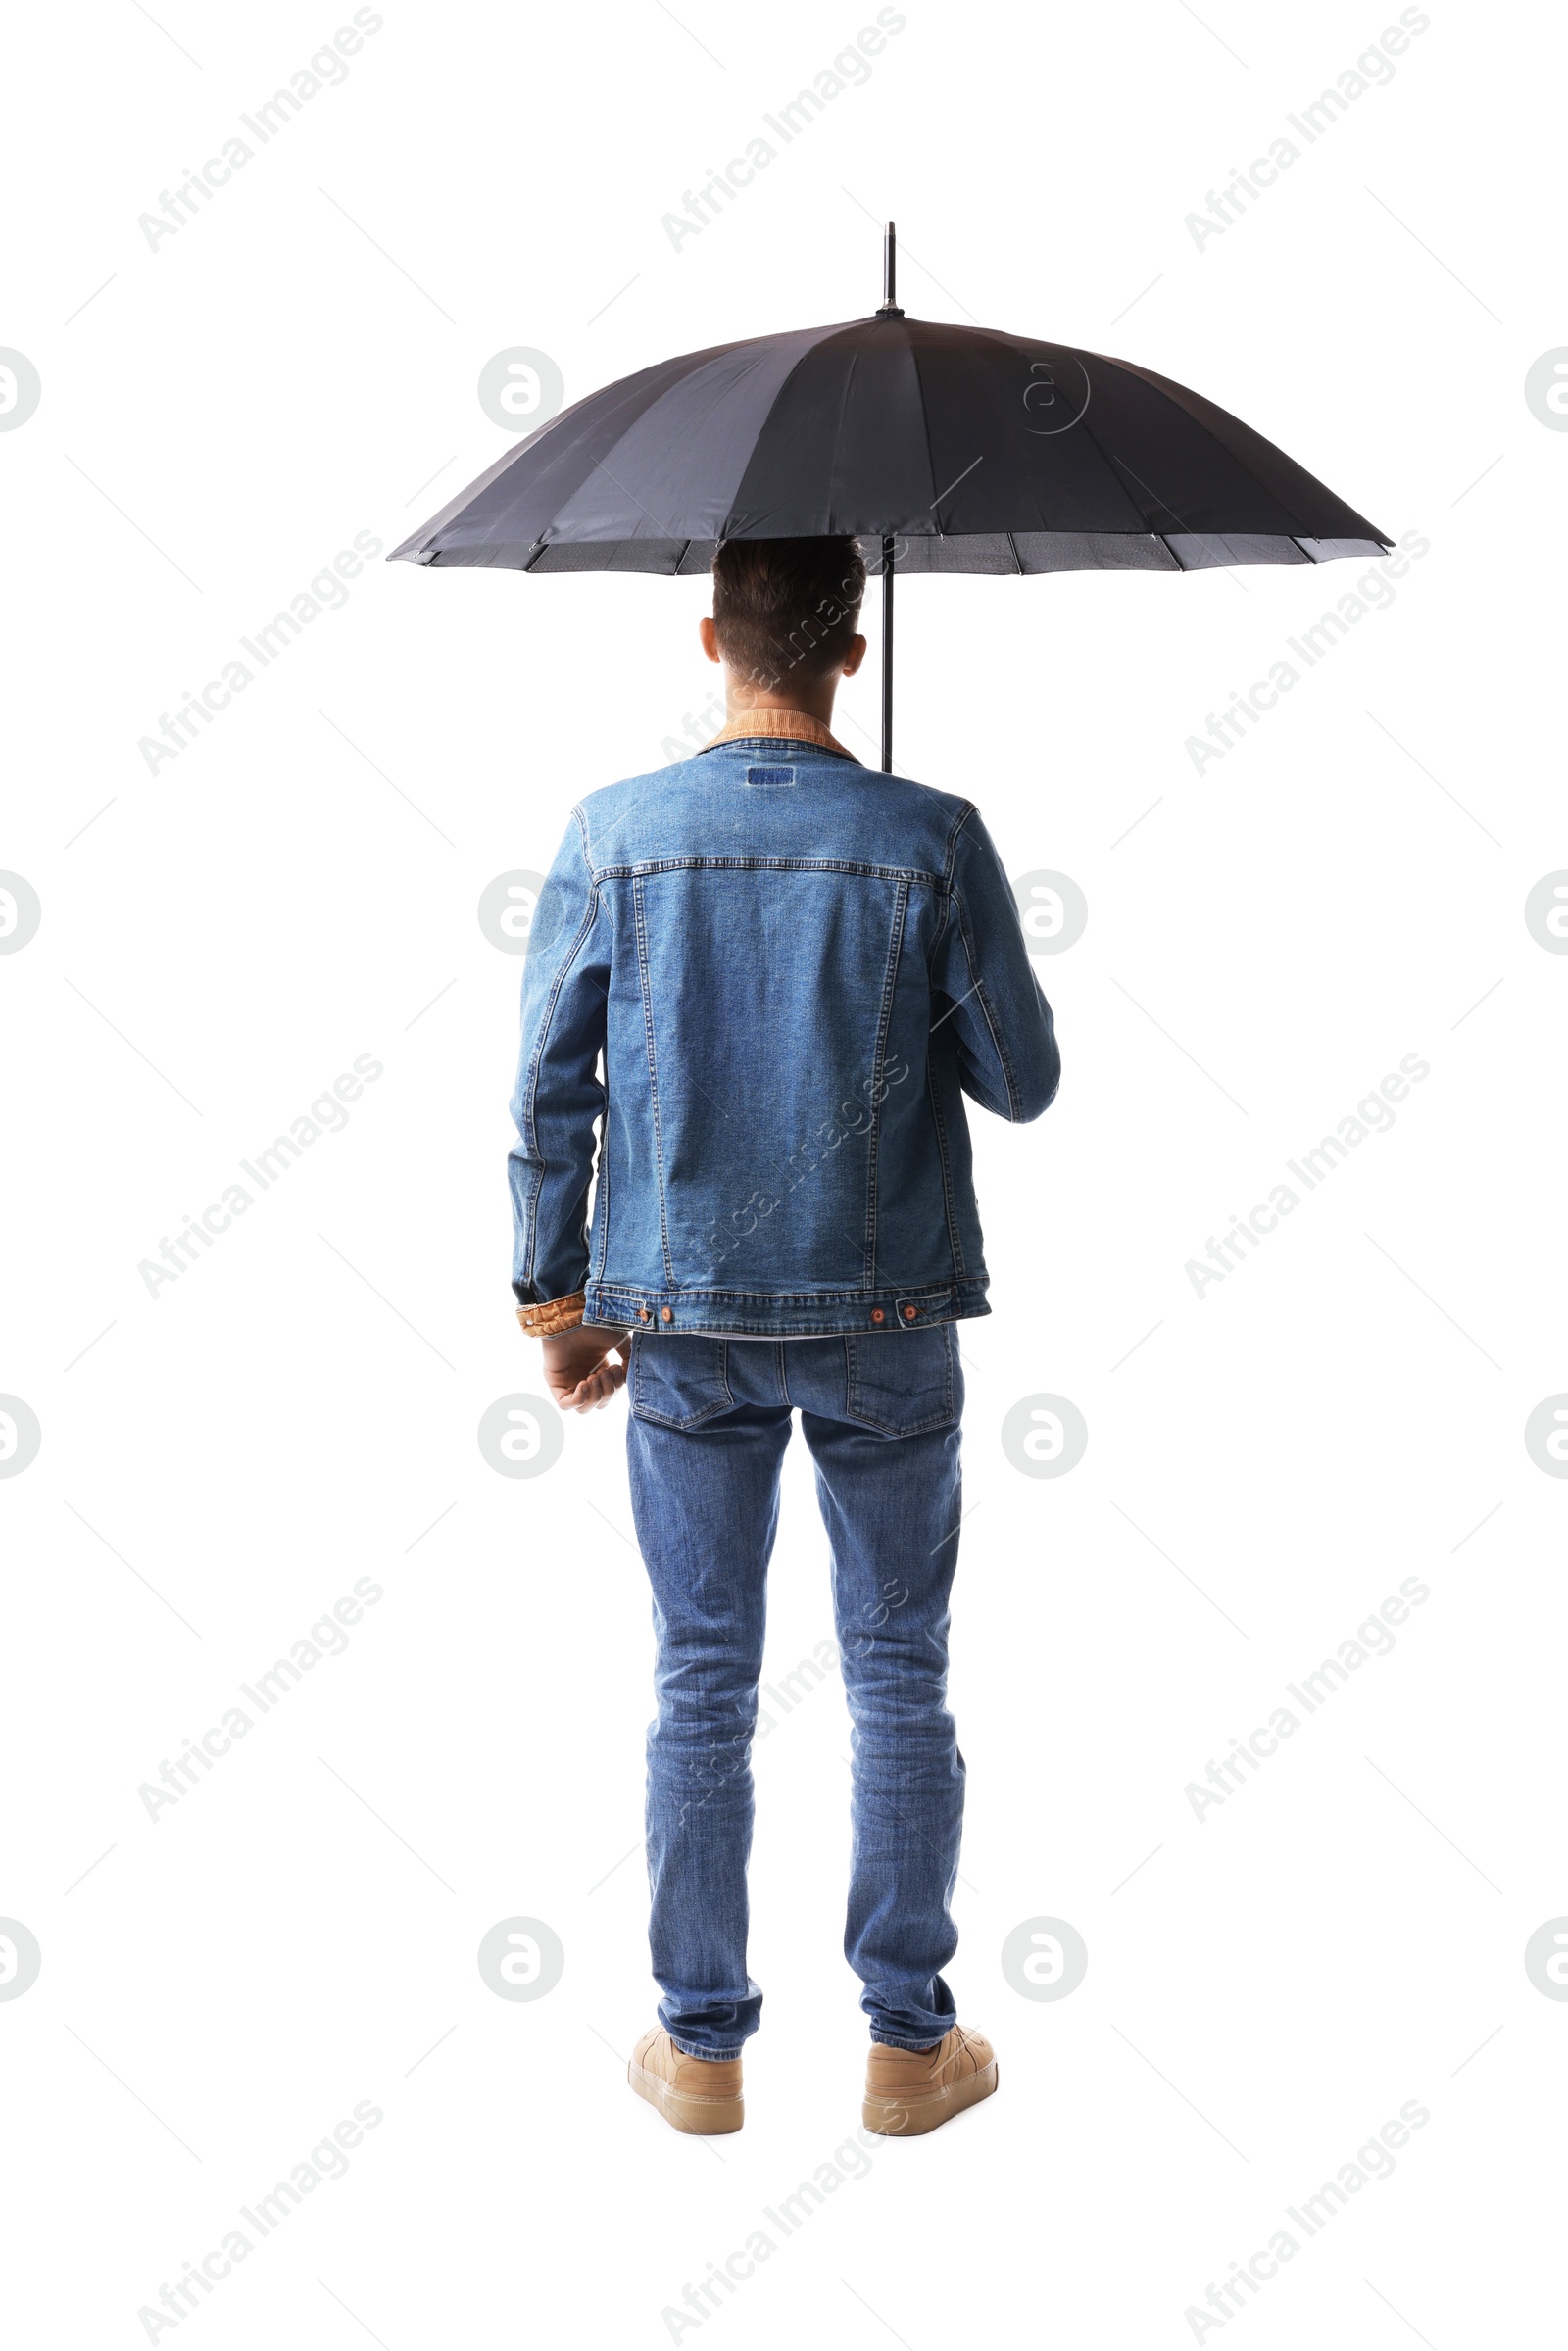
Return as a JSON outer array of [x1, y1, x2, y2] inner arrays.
[[509, 537, 1059, 2135]]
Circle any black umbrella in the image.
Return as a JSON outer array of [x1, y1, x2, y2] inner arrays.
[[392, 226, 1388, 770]]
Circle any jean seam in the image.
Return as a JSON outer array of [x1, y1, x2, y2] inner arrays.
[[588, 1279, 988, 1302], [863, 876, 908, 1288], [594, 854, 945, 882], [923, 1056, 969, 1280], [631, 873, 677, 1288]]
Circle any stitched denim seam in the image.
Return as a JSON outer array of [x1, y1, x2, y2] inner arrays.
[[693, 737, 857, 762], [631, 1335, 733, 1429], [591, 1281, 983, 1302], [595, 856, 950, 884], [630, 1402, 734, 1430], [863, 876, 908, 1289], [612, 1312, 982, 1338], [590, 1105, 611, 1282], [952, 808, 1023, 1117], [518, 885, 601, 1293], [923, 1062, 968, 1281], [941, 801, 976, 888], [843, 1325, 957, 1435], [953, 883, 1020, 1118], [632, 875, 677, 1288]]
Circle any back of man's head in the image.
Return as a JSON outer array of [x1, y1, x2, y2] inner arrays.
[[710, 536, 866, 697]]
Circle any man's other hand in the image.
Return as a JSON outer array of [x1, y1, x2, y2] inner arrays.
[[542, 1326, 632, 1413]]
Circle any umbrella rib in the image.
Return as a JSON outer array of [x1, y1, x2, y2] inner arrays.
[[986, 342, 1148, 547], [1107, 451, 1242, 573], [780, 317, 914, 537], [908, 331, 944, 534], [817, 324, 873, 537], [590, 453, 681, 541], [1089, 348, 1346, 544], [510, 339, 790, 557], [1058, 396, 1169, 541], [705, 323, 865, 539]]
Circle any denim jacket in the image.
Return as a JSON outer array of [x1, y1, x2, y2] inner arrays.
[[509, 712, 1059, 1337]]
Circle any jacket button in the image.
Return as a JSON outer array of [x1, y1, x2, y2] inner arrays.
[[638, 1307, 651, 1322], [870, 1308, 885, 1324], [661, 1306, 673, 1323], [903, 1305, 917, 1321]]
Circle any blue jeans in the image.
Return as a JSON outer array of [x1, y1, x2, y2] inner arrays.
[[624, 1324, 967, 2057]]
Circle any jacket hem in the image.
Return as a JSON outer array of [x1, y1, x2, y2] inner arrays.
[[584, 1278, 990, 1338]]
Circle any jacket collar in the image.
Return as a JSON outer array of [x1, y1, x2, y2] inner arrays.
[[700, 707, 859, 763]]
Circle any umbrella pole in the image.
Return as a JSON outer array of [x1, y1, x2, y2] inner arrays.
[[880, 535, 895, 773], [878, 221, 898, 775]]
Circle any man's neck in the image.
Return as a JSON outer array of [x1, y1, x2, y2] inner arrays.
[[724, 683, 837, 729]]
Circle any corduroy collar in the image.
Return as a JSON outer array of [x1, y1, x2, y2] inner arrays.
[[700, 707, 859, 762]]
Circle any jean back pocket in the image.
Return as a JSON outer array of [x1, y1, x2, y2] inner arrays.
[[843, 1323, 958, 1437], [630, 1334, 734, 1430]]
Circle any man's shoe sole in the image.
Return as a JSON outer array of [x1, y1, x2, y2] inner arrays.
[[861, 2059, 999, 2136], [628, 2059, 745, 2135]]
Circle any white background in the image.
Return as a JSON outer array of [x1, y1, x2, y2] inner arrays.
[[3, 0, 1564, 2343]]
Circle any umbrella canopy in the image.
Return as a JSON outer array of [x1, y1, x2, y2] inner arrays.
[[392, 226, 1388, 761], [393, 339, 1384, 579]]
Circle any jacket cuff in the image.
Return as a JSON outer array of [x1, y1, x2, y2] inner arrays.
[[515, 1291, 586, 1337]]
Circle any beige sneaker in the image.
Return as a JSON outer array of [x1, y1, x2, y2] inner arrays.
[[628, 2027, 745, 2134], [861, 2025, 998, 2135]]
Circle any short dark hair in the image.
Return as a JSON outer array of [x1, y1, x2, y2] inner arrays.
[[710, 536, 866, 690]]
